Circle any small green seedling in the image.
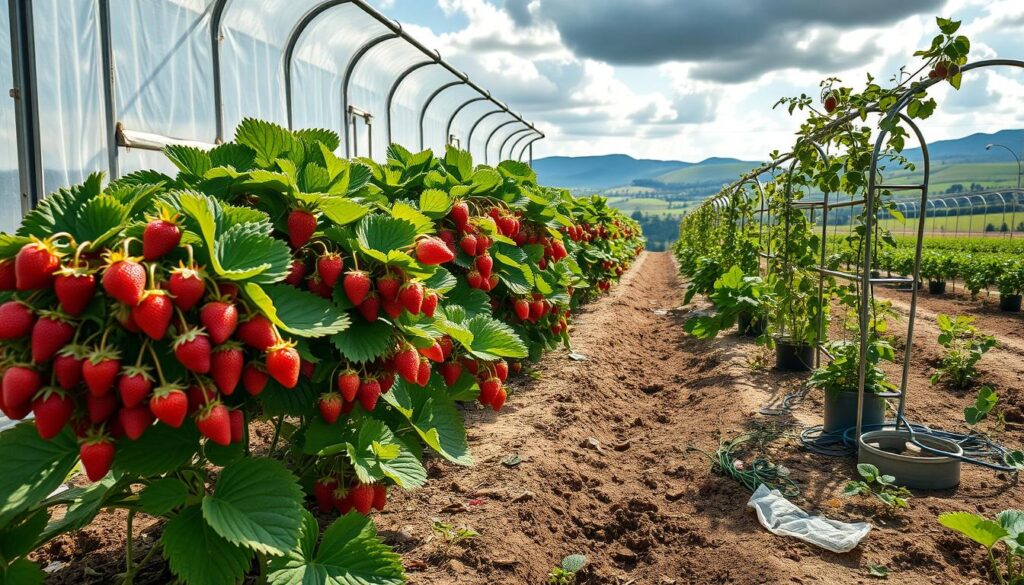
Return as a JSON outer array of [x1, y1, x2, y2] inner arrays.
[[431, 520, 478, 557], [547, 554, 588, 585], [843, 464, 911, 511], [866, 563, 889, 579], [930, 314, 997, 389], [965, 385, 999, 427], [939, 510, 1024, 584]]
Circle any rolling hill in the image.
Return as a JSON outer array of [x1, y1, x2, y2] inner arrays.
[[532, 154, 690, 189]]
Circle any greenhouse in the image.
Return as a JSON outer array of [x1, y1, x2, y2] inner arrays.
[[0, 3, 1023, 585]]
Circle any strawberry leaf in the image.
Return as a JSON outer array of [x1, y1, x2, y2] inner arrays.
[[114, 421, 200, 477], [215, 222, 292, 283], [0, 558, 45, 585], [344, 419, 427, 489], [383, 383, 472, 466], [162, 505, 252, 585], [267, 510, 405, 585], [319, 196, 370, 226], [38, 476, 120, 543], [331, 319, 394, 363], [0, 424, 79, 528], [201, 458, 304, 556], [234, 118, 296, 168], [464, 315, 528, 360], [138, 478, 189, 517], [164, 144, 212, 179], [356, 214, 418, 260], [419, 189, 452, 218], [75, 194, 129, 248], [244, 283, 350, 338]]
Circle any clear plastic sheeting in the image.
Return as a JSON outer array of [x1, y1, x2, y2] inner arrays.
[[0, 2, 20, 233], [448, 99, 501, 153], [420, 82, 479, 154], [111, 0, 217, 175], [389, 64, 458, 150], [219, 0, 325, 135], [32, 0, 108, 195], [290, 3, 391, 147]]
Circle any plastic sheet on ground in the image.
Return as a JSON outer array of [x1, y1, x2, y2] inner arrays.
[[747, 484, 872, 553]]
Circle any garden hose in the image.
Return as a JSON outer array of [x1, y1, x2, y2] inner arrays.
[[689, 432, 801, 498]]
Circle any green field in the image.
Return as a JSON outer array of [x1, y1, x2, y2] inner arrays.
[[653, 161, 755, 185], [606, 196, 691, 217], [874, 210, 1023, 235]]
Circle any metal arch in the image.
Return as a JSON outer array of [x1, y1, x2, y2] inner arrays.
[[341, 32, 401, 158], [516, 135, 543, 163], [385, 57, 439, 147], [992, 191, 1008, 233], [419, 79, 466, 150], [507, 130, 536, 163], [499, 127, 534, 162], [483, 119, 522, 165], [97, 0, 118, 179], [444, 96, 490, 147], [9, 0, 42, 208], [210, 0, 230, 141], [465, 109, 506, 161]]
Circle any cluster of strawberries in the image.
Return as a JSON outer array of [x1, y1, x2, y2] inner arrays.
[[0, 212, 302, 482], [313, 477, 387, 516]]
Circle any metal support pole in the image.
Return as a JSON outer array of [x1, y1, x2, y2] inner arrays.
[[385, 58, 437, 147], [341, 32, 399, 158], [8, 0, 41, 208], [517, 135, 542, 162], [418, 79, 465, 150], [97, 0, 118, 179], [482, 118, 520, 165], [444, 96, 489, 147], [499, 127, 533, 162], [507, 130, 535, 163], [210, 0, 229, 142]]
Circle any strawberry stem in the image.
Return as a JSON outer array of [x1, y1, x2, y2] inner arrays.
[[136, 340, 149, 368], [146, 343, 167, 385], [73, 240, 92, 265]]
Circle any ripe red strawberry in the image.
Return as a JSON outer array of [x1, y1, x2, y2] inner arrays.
[[287, 209, 317, 249], [187, 384, 217, 415], [0, 259, 15, 290], [211, 343, 244, 395], [439, 229, 457, 252], [119, 405, 154, 440], [382, 296, 403, 320], [358, 378, 382, 411], [438, 336, 454, 360], [117, 366, 154, 408], [484, 275, 498, 292], [31, 388, 74, 439], [30, 312, 74, 364], [0, 301, 34, 339], [475, 254, 493, 279], [237, 315, 277, 351], [318, 392, 343, 424], [86, 392, 118, 424], [242, 363, 268, 396], [337, 370, 360, 402], [150, 385, 188, 428], [173, 328, 212, 374], [112, 303, 141, 333], [317, 253, 344, 288], [284, 258, 307, 286], [399, 282, 424, 315], [478, 377, 501, 406], [379, 372, 395, 394], [415, 237, 455, 265], [333, 488, 353, 515], [416, 359, 431, 387], [54, 346, 87, 390], [229, 410, 245, 444], [200, 300, 238, 345], [167, 263, 206, 311], [197, 403, 232, 446], [491, 388, 507, 411], [450, 201, 470, 232], [15, 238, 62, 290], [343, 270, 371, 305], [459, 234, 478, 256], [132, 291, 174, 340], [466, 270, 483, 289], [102, 251, 146, 306], [357, 293, 380, 322], [551, 240, 567, 261], [529, 299, 544, 321], [418, 341, 444, 363], [440, 362, 463, 387], [142, 214, 182, 261], [372, 483, 387, 511], [377, 274, 401, 302], [513, 299, 530, 321], [422, 292, 438, 318], [80, 436, 116, 482], [265, 341, 300, 389], [475, 235, 491, 256], [393, 346, 420, 384], [314, 477, 339, 513], [54, 268, 96, 316], [494, 360, 509, 382], [347, 482, 375, 515], [462, 357, 480, 375]]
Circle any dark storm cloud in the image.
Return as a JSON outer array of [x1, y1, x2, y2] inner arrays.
[[535, 0, 943, 82], [504, 0, 533, 27]]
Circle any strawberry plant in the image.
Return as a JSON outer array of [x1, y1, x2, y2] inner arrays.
[[0, 119, 642, 583], [930, 314, 997, 389], [938, 510, 1024, 585]]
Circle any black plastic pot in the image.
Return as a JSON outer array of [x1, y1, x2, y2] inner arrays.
[[774, 339, 814, 372], [737, 312, 767, 337], [823, 390, 887, 433], [928, 280, 946, 295], [999, 294, 1022, 312]]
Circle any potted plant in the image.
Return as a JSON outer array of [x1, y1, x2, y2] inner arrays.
[[808, 339, 897, 432], [683, 265, 774, 338], [769, 270, 822, 371], [996, 260, 1023, 312], [920, 251, 955, 295]]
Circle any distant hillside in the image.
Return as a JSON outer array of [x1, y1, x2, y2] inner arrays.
[[532, 155, 689, 189], [904, 129, 1024, 163], [651, 157, 761, 186]]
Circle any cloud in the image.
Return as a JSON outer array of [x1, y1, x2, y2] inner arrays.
[[534, 0, 944, 81]]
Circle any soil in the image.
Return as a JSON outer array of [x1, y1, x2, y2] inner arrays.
[[34, 251, 1024, 584]]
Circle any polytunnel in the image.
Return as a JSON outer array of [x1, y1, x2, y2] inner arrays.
[[0, 0, 544, 236]]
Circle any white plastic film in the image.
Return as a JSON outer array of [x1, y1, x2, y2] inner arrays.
[[0, 1, 19, 232]]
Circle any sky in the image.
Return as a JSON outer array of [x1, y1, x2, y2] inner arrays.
[[367, 0, 1024, 163]]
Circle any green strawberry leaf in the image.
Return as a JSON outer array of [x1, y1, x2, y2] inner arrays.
[[201, 458, 304, 556], [244, 283, 350, 338], [319, 197, 370, 226], [464, 314, 528, 360], [38, 475, 121, 542], [344, 419, 427, 489], [938, 511, 1008, 548], [331, 318, 395, 363], [234, 118, 296, 168], [356, 215, 417, 263], [419, 189, 452, 218], [0, 425, 80, 528], [139, 478, 190, 517], [162, 505, 252, 585], [267, 510, 405, 585], [0, 557, 45, 585], [114, 421, 200, 477], [164, 144, 213, 178]]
